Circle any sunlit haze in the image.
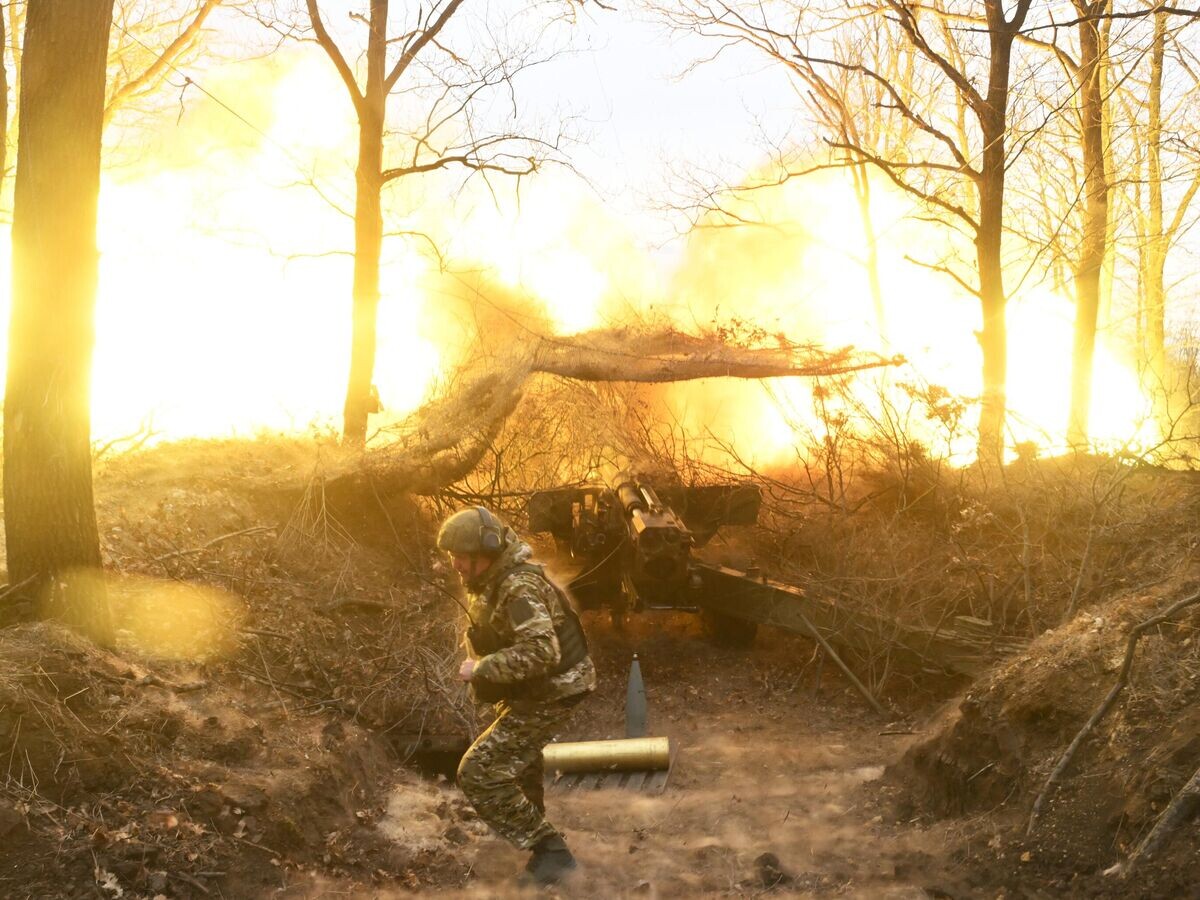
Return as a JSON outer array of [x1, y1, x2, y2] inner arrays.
[[0, 12, 1168, 461]]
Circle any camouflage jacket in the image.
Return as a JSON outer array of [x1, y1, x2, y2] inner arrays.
[[466, 539, 596, 704]]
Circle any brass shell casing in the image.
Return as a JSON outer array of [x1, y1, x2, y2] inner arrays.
[[543, 736, 670, 773]]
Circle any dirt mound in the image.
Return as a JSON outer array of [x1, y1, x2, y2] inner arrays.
[[93, 438, 471, 734], [887, 576, 1200, 896], [0, 620, 473, 898], [0, 438, 486, 898]]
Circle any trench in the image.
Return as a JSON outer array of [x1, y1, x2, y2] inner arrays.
[[328, 613, 966, 898]]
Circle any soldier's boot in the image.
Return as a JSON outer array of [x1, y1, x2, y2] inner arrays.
[[523, 833, 577, 884]]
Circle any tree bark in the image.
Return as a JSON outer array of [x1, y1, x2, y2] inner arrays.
[[342, 0, 388, 447], [1142, 11, 1168, 422], [4, 0, 115, 641], [974, 0, 1030, 463], [1067, 0, 1110, 449]]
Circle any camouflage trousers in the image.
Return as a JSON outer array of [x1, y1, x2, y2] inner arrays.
[[457, 696, 582, 850]]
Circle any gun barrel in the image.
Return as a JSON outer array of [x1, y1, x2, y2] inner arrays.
[[616, 480, 646, 515]]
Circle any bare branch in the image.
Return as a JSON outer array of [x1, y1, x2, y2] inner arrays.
[[304, 0, 366, 116], [350, 326, 903, 496], [384, 0, 468, 93], [106, 0, 226, 124]]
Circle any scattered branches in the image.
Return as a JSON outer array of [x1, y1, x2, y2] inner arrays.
[[106, 0, 227, 124]]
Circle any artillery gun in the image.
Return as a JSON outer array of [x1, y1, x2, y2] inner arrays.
[[527, 473, 765, 643], [527, 473, 1017, 675], [396, 475, 1021, 772]]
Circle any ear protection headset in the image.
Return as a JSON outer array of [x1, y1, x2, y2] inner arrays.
[[476, 506, 505, 555]]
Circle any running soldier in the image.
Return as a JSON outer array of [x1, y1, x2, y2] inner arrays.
[[437, 506, 596, 885]]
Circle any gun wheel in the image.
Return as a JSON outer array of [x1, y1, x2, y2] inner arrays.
[[700, 609, 758, 648]]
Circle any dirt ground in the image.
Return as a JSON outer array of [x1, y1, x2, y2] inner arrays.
[[268, 616, 969, 900], [1, 439, 1197, 899]]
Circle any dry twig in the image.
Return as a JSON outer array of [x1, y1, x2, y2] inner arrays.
[[151, 526, 275, 563], [1107, 761, 1200, 878]]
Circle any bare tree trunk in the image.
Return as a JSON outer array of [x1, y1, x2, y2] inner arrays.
[[975, 0, 1029, 462], [1143, 11, 1168, 421], [343, 0, 388, 447], [1067, 0, 1110, 449], [310, 0, 466, 446], [1098, 11, 1116, 330], [976, 214, 1007, 464], [4, 0, 115, 642]]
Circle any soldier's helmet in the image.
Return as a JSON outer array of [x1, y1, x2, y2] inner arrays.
[[436, 506, 507, 557]]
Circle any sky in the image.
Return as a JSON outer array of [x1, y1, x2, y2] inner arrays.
[[528, 9, 797, 240]]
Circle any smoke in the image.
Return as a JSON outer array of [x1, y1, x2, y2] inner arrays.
[[26, 42, 1151, 460]]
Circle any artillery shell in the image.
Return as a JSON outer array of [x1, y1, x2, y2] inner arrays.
[[544, 736, 670, 773]]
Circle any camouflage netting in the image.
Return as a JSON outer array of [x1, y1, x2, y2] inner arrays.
[[355, 324, 899, 496]]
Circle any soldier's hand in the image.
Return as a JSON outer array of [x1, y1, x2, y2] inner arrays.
[[458, 658, 476, 681]]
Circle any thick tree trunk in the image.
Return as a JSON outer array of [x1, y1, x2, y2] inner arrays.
[[342, 0, 388, 447], [975, 215, 1007, 465], [344, 111, 385, 445], [973, 0, 1031, 463], [4, 0, 115, 641], [1067, 1, 1110, 449]]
